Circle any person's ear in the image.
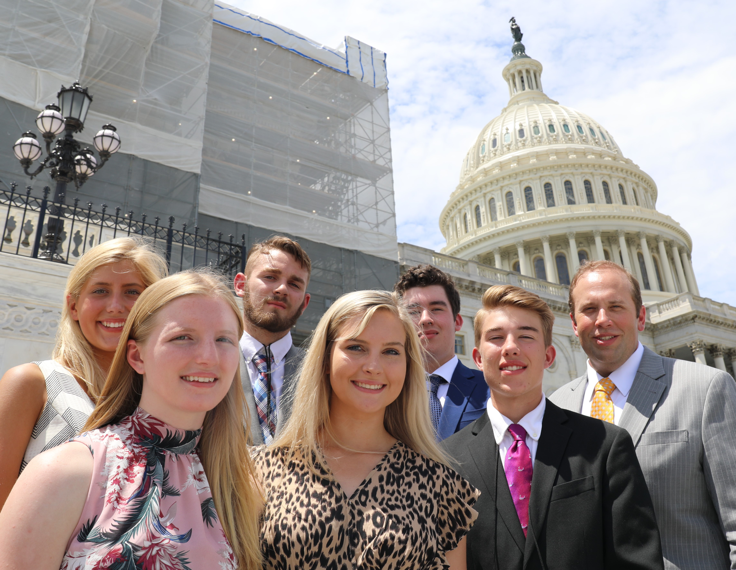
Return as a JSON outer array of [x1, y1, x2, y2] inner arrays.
[[233, 272, 247, 298], [544, 345, 556, 369], [127, 340, 145, 375], [68, 295, 80, 321], [454, 312, 463, 333]]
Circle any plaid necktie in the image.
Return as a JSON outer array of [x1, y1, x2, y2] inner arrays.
[[505, 424, 533, 536], [591, 377, 616, 424], [428, 374, 445, 434], [253, 347, 276, 444]]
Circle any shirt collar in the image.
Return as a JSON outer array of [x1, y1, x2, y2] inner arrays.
[[240, 330, 293, 364], [487, 395, 546, 445], [429, 355, 459, 383], [586, 341, 644, 398]]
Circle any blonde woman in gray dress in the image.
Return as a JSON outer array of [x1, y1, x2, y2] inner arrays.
[[0, 237, 167, 510]]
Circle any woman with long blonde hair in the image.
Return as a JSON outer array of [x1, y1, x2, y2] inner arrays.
[[0, 236, 167, 510], [255, 289, 478, 569], [0, 269, 262, 569]]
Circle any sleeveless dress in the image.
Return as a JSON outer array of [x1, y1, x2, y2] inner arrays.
[[61, 408, 237, 570], [21, 360, 94, 472], [253, 442, 479, 570]]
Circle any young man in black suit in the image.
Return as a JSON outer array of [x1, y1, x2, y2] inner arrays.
[[443, 284, 663, 570]]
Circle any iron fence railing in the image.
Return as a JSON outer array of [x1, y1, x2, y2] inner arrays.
[[0, 183, 246, 278]]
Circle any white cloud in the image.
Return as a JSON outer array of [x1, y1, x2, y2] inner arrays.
[[228, 0, 736, 306]]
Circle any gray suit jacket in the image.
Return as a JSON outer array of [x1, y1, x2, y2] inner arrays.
[[241, 344, 303, 445], [549, 347, 736, 570]]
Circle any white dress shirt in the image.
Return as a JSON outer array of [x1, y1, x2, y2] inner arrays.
[[581, 342, 644, 425], [239, 330, 293, 410], [427, 356, 459, 407], [487, 396, 546, 468]]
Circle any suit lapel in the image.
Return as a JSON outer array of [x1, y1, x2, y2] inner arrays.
[[276, 345, 300, 435], [619, 348, 666, 446], [240, 350, 263, 445], [563, 374, 587, 412], [438, 362, 477, 439], [523, 402, 572, 567], [468, 415, 527, 556]]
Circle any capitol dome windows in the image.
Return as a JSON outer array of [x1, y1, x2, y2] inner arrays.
[[555, 253, 570, 285], [578, 249, 589, 265], [589, 127, 597, 138], [518, 126, 525, 139], [463, 213, 469, 233], [547, 123, 556, 134], [584, 180, 595, 204], [564, 180, 576, 205], [504, 131, 511, 143], [600, 130, 607, 142], [533, 257, 547, 281], [532, 124, 540, 136], [489, 198, 498, 222], [475, 205, 482, 228], [544, 183, 555, 207], [480, 142, 486, 156], [602, 181, 612, 204], [505, 191, 516, 216], [524, 187, 535, 211], [576, 124, 584, 135], [637, 252, 651, 289], [512, 260, 520, 273], [492, 137, 498, 149], [562, 123, 571, 134], [632, 188, 640, 206], [618, 183, 627, 205]]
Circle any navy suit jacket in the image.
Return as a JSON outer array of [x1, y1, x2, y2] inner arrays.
[[437, 360, 489, 441]]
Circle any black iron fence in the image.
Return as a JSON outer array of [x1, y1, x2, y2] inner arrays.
[[0, 183, 246, 278]]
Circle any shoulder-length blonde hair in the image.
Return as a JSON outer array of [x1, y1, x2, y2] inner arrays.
[[53, 236, 168, 401], [82, 269, 261, 569], [275, 289, 448, 471]]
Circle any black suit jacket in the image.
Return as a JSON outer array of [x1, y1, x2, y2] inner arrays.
[[437, 360, 489, 440], [443, 400, 663, 570]]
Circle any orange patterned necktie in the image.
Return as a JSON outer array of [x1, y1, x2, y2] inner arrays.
[[591, 377, 616, 423]]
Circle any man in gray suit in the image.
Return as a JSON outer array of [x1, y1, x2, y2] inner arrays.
[[549, 260, 736, 569], [233, 236, 311, 445]]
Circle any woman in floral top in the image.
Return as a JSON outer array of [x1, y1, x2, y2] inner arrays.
[[0, 270, 262, 570]]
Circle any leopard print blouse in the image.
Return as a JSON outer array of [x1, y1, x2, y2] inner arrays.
[[253, 441, 479, 569]]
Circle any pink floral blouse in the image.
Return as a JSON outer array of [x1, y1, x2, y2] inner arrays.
[[61, 408, 236, 570]]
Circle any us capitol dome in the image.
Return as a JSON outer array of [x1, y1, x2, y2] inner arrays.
[[439, 20, 699, 303]]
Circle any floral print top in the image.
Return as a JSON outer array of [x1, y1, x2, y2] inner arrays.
[[61, 408, 236, 570]]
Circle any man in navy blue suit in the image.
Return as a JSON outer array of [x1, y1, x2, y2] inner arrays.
[[395, 265, 489, 440]]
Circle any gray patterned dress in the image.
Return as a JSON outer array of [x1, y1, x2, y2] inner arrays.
[[20, 360, 94, 472]]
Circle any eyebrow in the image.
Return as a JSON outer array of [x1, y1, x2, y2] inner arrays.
[[487, 325, 540, 333], [342, 337, 405, 347], [89, 281, 143, 287], [406, 300, 448, 308]]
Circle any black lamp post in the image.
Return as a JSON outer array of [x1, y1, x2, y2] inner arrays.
[[13, 82, 121, 261]]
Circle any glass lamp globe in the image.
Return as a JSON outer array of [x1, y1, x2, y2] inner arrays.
[[74, 150, 98, 177], [93, 124, 121, 156], [13, 131, 42, 162], [36, 104, 66, 137]]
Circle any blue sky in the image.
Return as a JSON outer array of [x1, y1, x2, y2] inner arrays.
[[229, 0, 736, 307]]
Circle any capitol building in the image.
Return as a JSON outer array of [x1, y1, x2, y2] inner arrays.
[[399, 26, 736, 391]]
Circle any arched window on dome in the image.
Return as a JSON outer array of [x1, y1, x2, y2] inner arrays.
[[578, 249, 589, 265], [600, 130, 607, 141], [475, 205, 482, 228], [480, 142, 486, 156], [618, 183, 627, 205], [489, 198, 498, 222], [492, 137, 497, 149], [562, 123, 571, 134], [602, 181, 612, 204], [637, 252, 651, 290], [504, 132, 511, 143], [632, 188, 640, 206], [584, 180, 595, 204], [555, 253, 570, 285], [533, 124, 540, 136], [533, 257, 547, 281], [506, 191, 516, 216], [589, 127, 597, 138], [576, 124, 584, 135], [544, 183, 555, 207], [463, 213, 469, 233], [564, 180, 576, 205], [512, 260, 520, 274], [524, 187, 535, 211], [518, 126, 525, 139], [604, 249, 611, 261], [548, 123, 556, 134], [520, 74, 526, 91]]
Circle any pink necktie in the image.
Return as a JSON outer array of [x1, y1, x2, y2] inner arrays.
[[505, 424, 533, 536]]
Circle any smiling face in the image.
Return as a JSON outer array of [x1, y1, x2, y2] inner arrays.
[[68, 261, 146, 363], [328, 309, 407, 422], [571, 269, 646, 377], [128, 295, 241, 429], [473, 305, 555, 422], [234, 249, 310, 338], [402, 285, 463, 370]]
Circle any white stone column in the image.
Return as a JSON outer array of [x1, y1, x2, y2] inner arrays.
[[516, 242, 529, 276], [670, 242, 689, 293], [567, 232, 580, 275], [493, 248, 501, 270], [542, 237, 556, 283], [617, 231, 632, 271], [682, 250, 700, 296], [712, 345, 727, 371], [689, 341, 707, 365], [656, 236, 676, 293], [639, 232, 659, 291], [593, 230, 605, 261]]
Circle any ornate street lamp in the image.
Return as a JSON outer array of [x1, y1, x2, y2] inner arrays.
[[13, 82, 122, 261]]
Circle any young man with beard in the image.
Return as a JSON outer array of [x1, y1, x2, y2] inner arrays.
[[233, 236, 311, 444]]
